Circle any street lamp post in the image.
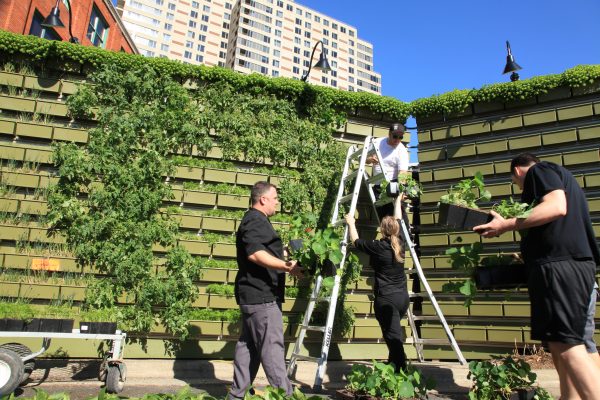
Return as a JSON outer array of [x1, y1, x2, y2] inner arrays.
[[301, 40, 332, 82], [502, 40, 522, 82], [42, 0, 80, 44]]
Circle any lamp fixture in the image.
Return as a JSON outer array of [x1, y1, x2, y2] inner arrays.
[[502, 40, 522, 82], [301, 40, 332, 82], [42, 0, 80, 44]]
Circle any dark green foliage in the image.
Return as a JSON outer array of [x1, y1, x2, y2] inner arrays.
[[47, 64, 206, 339], [346, 360, 435, 399]]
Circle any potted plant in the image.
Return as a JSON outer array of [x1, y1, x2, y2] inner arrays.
[[468, 356, 553, 400], [338, 360, 435, 399], [376, 173, 424, 206], [79, 308, 119, 334], [442, 242, 527, 306], [0, 300, 34, 331], [438, 172, 492, 230]]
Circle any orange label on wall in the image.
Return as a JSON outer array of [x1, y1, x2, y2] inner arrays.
[[31, 258, 61, 271]]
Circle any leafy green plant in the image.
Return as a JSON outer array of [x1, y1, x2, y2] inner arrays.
[[468, 356, 552, 400], [0, 299, 35, 320], [439, 172, 491, 208], [492, 198, 534, 219], [205, 283, 235, 296], [48, 64, 206, 340], [346, 360, 435, 399]]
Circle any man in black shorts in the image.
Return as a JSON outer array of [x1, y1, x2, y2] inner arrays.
[[475, 153, 600, 399]]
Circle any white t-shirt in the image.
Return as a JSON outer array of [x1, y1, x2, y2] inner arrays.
[[373, 137, 409, 180]]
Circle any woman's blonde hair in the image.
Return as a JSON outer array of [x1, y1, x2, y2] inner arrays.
[[380, 216, 404, 263]]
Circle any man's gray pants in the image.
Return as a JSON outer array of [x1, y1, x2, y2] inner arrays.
[[229, 301, 292, 399]]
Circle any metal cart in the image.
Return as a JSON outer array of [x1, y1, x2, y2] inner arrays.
[[0, 330, 127, 396]]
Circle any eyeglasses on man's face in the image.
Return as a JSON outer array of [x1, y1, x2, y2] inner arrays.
[[390, 132, 404, 139]]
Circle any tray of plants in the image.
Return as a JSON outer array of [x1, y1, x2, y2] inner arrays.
[[0, 329, 127, 396]]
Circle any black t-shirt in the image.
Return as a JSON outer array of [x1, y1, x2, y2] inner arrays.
[[520, 162, 600, 266], [235, 208, 286, 305], [353, 238, 407, 295]]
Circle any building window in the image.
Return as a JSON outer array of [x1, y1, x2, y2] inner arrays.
[[196, 54, 204, 62], [161, 43, 169, 51], [190, 10, 198, 18], [340, 26, 346, 33], [192, 1, 199, 8], [332, 80, 337, 87], [272, 70, 279, 77], [189, 20, 197, 28], [277, 0, 283, 6], [323, 19, 329, 26], [201, 14, 209, 22], [293, 56, 300, 64], [276, 10, 283, 17], [294, 27, 301, 34], [296, 8, 302, 15], [168, 2, 176, 10], [219, 51, 226, 58], [164, 23, 173, 30], [29, 10, 60, 41], [274, 39, 281, 47], [166, 12, 174, 20], [272, 60, 279, 67], [292, 66, 299, 74], [314, 15, 320, 23], [221, 41, 227, 49], [186, 41, 193, 48], [332, 33, 337, 40], [294, 47, 300, 54], [203, 5, 210, 12], [200, 24, 208, 32], [163, 33, 171, 41], [304, 31, 310, 38], [349, 30, 355, 37], [184, 50, 192, 59], [187, 31, 195, 38], [286, 4, 293, 11], [273, 49, 280, 56], [295, 18, 301, 25], [197, 44, 205, 51], [199, 34, 206, 41], [221, 31, 228, 38], [323, 29, 329, 36], [276, 20, 282, 27], [321, 76, 328, 84], [225, 2, 233, 9], [332, 23, 338, 30], [87, 5, 109, 48]]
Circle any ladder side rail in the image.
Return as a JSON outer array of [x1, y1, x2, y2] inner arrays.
[[287, 275, 324, 375], [344, 139, 373, 222], [331, 145, 358, 224], [399, 218, 467, 365], [314, 259, 345, 388]]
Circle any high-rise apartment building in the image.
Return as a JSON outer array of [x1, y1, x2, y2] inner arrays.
[[116, 0, 381, 94]]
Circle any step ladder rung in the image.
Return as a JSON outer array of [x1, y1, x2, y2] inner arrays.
[[301, 325, 326, 332], [338, 193, 354, 204], [408, 291, 428, 298], [366, 172, 386, 185], [309, 296, 332, 303], [291, 354, 321, 363], [349, 148, 364, 160], [343, 170, 360, 182], [409, 338, 451, 345], [412, 315, 441, 321]]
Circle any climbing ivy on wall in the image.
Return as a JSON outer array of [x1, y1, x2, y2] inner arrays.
[[48, 64, 210, 338]]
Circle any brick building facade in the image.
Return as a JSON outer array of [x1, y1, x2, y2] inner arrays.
[[0, 0, 138, 53]]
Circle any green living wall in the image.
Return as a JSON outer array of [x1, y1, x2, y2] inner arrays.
[[0, 30, 409, 360]]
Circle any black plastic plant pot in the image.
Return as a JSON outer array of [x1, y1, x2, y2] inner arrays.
[[80, 322, 117, 334], [0, 319, 25, 331], [24, 318, 42, 332], [439, 203, 492, 230], [474, 264, 530, 290], [438, 203, 468, 229], [509, 388, 536, 400], [288, 239, 303, 252], [464, 208, 492, 230], [26, 318, 74, 333]]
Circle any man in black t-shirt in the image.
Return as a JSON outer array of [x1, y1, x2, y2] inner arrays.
[[474, 153, 600, 399], [229, 181, 303, 400]]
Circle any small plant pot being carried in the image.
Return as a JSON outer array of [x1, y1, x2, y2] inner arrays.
[[474, 264, 531, 290], [79, 322, 117, 334], [438, 203, 492, 230]]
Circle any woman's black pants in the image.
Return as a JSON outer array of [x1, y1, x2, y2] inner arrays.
[[373, 290, 410, 372]]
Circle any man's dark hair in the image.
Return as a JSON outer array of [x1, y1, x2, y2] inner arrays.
[[389, 123, 405, 133], [510, 153, 540, 174], [251, 181, 276, 205]]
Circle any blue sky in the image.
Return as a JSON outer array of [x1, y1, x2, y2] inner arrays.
[[298, 0, 600, 102]]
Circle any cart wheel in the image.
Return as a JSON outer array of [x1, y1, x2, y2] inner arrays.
[[0, 349, 24, 396], [105, 363, 126, 394], [0, 343, 35, 383]]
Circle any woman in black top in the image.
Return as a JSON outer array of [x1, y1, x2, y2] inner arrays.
[[345, 198, 409, 372]]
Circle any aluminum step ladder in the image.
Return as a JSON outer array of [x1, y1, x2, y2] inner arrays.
[[286, 136, 465, 390]]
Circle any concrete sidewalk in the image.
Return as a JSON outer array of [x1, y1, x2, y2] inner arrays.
[[16, 359, 560, 399]]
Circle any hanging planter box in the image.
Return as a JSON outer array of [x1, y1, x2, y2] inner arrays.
[[236, 171, 268, 186], [26, 318, 74, 333], [188, 320, 222, 336], [438, 203, 491, 230], [202, 216, 236, 232], [474, 264, 530, 290], [208, 294, 237, 309], [15, 122, 53, 140], [0, 95, 36, 112], [0, 318, 25, 331], [212, 242, 236, 257], [217, 193, 249, 209], [79, 321, 117, 334], [203, 168, 236, 184], [179, 239, 211, 256], [177, 214, 202, 229], [0, 71, 25, 87], [174, 165, 203, 181], [182, 190, 217, 206]]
